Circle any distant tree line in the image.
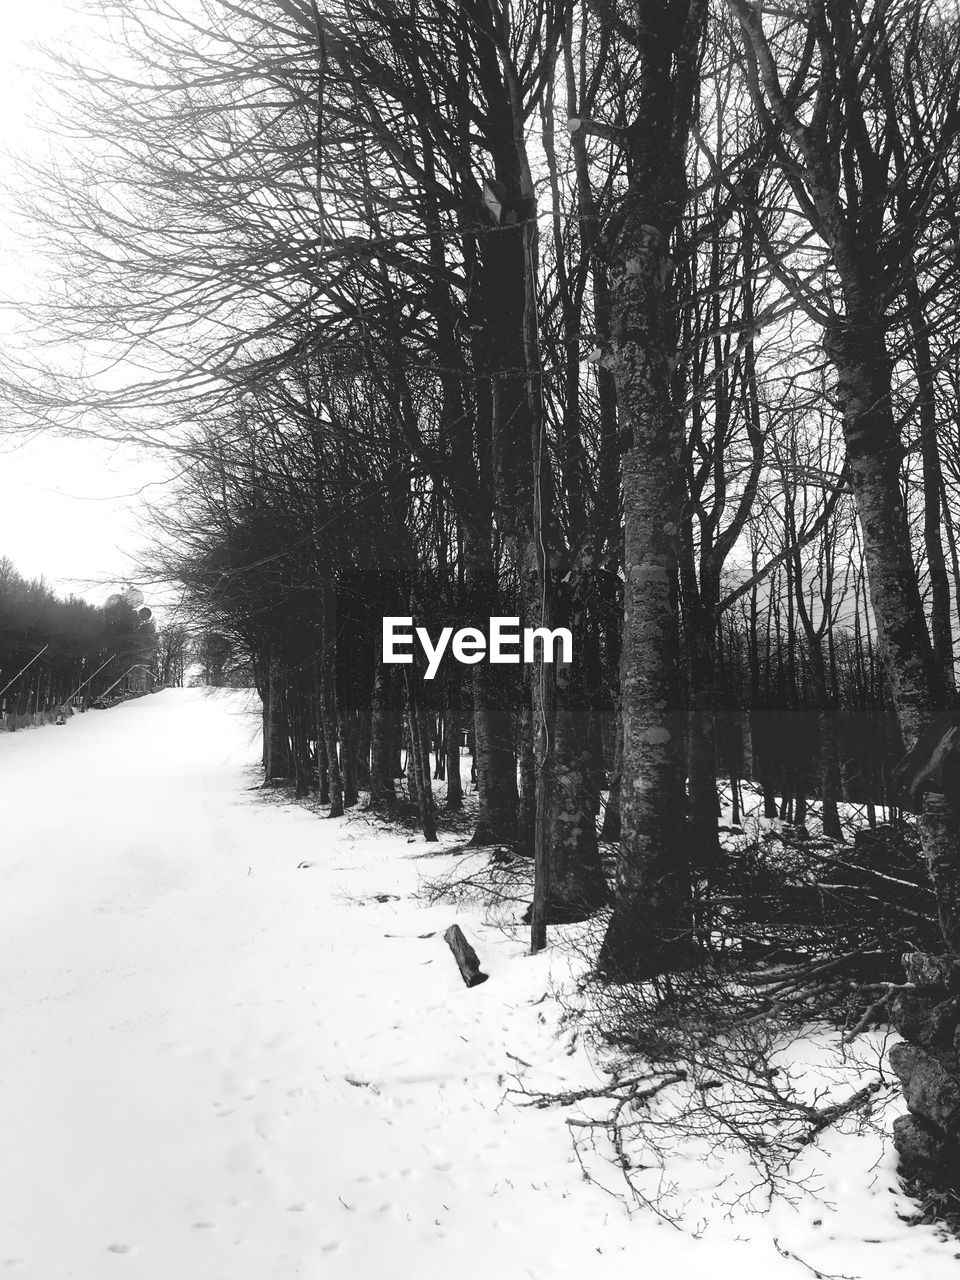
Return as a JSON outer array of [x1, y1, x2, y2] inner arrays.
[[0, 558, 159, 721]]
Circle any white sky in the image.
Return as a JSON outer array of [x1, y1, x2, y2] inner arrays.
[[0, 3, 168, 606]]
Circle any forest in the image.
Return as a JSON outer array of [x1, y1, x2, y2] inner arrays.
[[0, 559, 162, 721], [6, 0, 960, 1215]]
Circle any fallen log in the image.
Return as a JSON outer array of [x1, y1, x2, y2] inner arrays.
[[444, 924, 488, 987]]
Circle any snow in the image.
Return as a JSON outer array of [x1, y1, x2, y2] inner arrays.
[[0, 688, 957, 1278]]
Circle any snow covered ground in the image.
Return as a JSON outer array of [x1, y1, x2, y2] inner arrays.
[[0, 688, 956, 1279]]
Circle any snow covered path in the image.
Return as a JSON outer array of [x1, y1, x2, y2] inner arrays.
[[1, 689, 956, 1280]]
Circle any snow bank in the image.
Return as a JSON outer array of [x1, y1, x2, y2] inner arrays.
[[0, 688, 954, 1278]]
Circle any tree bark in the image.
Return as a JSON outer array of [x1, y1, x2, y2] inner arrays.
[[265, 656, 290, 781], [464, 528, 518, 845], [517, 689, 537, 855], [825, 318, 944, 746], [921, 791, 960, 955], [591, 0, 708, 979], [600, 701, 623, 842], [444, 676, 463, 811], [599, 219, 691, 978], [341, 709, 359, 808], [404, 669, 438, 841], [541, 577, 607, 920], [319, 585, 343, 818], [369, 658, 396, 806], [404, 720, 419, 806]]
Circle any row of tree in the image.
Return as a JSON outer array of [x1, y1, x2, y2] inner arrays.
[[8, 0, 960, 977], [0, 558, 158, 717]]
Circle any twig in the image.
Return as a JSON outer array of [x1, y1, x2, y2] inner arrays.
[[773, 1236, 858, 1279]]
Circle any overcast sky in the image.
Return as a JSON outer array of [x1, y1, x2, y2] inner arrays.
[[0, 4, 167, 606]]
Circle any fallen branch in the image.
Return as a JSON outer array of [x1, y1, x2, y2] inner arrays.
[[797, 1080, 882, 1147], [443, 923, 488, 987], [515, 1070, 686, 1110]]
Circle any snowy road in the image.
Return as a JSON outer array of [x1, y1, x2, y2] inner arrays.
[[0, 689, 956, 1280]]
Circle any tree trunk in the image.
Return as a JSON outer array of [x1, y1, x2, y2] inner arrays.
[[541, 578, 607, 920], [464, 528, 518, 845], [265, 659, 290, 781], [341, 709, 359, 808], [369, 659, 396, 805], [600, 702, 623, 841], [433, 713, 445, 780], [588, 0, 707, 979], [921, 791, 960, 954], [818, 702, 844, 841], [356, 707, 372, 788], [517, 690, 537, 855], [444, 677, 463, 811], [404, 720, 419, 806], [290, 696, 313, 799], [318, 730, 329, 805], [319, 586, 343, 818], [599, 219, 691, 978], [404, 669, 438, 841]]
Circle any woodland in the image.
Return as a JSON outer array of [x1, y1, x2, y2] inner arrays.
[[6, 0, 960, 1214], [0, 560, 162, 717]]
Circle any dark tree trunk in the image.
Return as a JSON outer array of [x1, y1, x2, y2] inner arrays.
[[318, 731, 329, 806], [586, 687, 606, 819], [404, 669, 438, 841], [599, 217, 691, 977], [369, 659, 396, 806], [905, 271, 955, 691], [319, 587, 343, 818], [341, 709, 359, 809], [444, 677, 463, 811], [517, 690, 537, 855], [391, 689, 405, 779], [590, 0, 707, 979], [464, 529, 519, 845], [265, 659, 290, 781], [600, 701, 623, 842], [404, 721, 419, 805], [290, 697, 313, 799], [806, 643, 844, 840], [433, 714, 445, 779], [818, 703, 844, 841], [357, 707, 372, 788], [541, 578, 607, 920], [470, 661, 518, 844]]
